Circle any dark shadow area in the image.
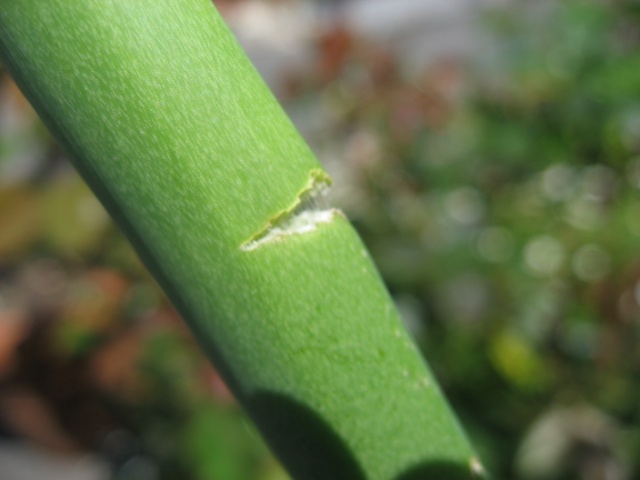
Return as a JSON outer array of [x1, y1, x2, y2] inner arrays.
[[396, 461, 477, 480], [246, 391, 366, 480], [246, 391, 485, 480]]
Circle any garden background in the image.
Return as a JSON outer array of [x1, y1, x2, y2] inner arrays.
[[0, 1, 638, 479]]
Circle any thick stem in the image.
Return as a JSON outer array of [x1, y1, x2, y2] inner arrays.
[[0, 1, 484, 478]]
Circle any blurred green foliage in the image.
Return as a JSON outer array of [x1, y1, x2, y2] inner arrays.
[[333, 1, 640, 478], [1, 1, 640, 479]]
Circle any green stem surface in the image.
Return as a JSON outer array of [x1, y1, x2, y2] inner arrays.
[[0, 1, 483, 478]]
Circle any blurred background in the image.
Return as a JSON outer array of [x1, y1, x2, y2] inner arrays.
[[1, 0, 639, 479]]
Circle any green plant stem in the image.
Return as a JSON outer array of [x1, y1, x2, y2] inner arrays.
[[0, 1, 483, 478]]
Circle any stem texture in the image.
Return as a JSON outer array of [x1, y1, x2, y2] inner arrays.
[[0, 1, 484, 478]]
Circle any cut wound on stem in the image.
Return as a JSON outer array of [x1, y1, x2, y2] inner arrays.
[[240, 169, 338, 251]]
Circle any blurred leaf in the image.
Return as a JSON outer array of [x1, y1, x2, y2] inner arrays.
[[183, 405, 266, 480], [0, 185, 40, 260], [489, 331, 549, 392], [40, 176, 110, 257]]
